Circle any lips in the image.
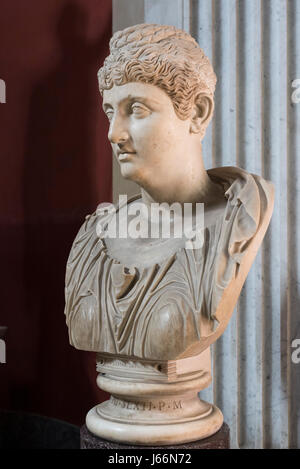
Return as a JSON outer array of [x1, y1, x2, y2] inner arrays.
[[117, 151, 136, 161]]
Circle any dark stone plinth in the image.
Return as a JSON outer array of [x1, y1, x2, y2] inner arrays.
[[0, 410, 80, 449], [80, 423, 230, 449]]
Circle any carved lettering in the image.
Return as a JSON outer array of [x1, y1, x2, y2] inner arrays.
[[110, 397, 182, 411], [158, 401, 165, 411], [173, 400, 182, 409]]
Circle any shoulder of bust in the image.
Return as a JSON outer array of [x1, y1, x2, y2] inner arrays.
[[71, 202, 117, 244], [207, 165, 274, 218]]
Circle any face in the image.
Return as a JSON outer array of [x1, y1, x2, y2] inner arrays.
[[102, 82, 192, 188]]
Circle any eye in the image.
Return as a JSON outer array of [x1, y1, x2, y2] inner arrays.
[[131, 103, 150, 117], [104, 109, 114, 121]]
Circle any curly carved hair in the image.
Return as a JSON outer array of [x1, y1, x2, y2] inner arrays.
[[98, 23, 217, 120]]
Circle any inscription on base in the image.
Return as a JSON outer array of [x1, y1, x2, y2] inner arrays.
[[110, 396, 182, 411]]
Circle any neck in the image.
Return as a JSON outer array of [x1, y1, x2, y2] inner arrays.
[[140, 143, 224, 208]]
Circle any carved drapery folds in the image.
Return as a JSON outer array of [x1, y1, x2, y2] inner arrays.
[[65, 166, 273, 360]]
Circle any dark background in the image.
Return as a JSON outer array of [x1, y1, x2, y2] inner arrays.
[[0, 0, 112, 425]]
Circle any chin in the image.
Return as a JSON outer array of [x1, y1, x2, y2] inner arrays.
[[120, 163, 141, 183]]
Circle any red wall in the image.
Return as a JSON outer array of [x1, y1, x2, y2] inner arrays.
[[0, 0, 112, 425]]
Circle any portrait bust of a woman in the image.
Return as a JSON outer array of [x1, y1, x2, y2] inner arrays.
[[65, 23, 274, 361], [64, 23, 274, 446]]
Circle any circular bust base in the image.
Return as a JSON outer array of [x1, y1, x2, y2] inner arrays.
[[81, 422, 230, 449], [86, 402, 223, 446]]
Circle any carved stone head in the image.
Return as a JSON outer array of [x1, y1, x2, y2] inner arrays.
[[97, 24, 221, 197], [98, 23, 216, 138]]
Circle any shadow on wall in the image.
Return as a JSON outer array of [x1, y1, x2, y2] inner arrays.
[[14, 2, 111, 424]]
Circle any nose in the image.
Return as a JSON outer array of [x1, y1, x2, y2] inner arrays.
[[108, 115, 130, 145]]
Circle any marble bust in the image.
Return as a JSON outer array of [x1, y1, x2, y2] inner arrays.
[[64, 24, 274, 445]]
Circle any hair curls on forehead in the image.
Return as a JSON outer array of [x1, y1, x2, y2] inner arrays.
[[98, 23, 217, 120]]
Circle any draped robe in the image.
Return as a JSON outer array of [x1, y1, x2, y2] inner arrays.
[[64, 167, 273, 360]]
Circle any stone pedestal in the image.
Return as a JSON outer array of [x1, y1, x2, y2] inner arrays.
[[85, 349, 224, 446], [80, 422, 230, 449]]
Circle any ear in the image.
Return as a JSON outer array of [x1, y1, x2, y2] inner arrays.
[[190, 94, 214, 136]]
